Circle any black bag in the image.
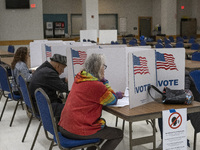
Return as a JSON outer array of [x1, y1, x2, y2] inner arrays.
[[148, 85, 193, 104]]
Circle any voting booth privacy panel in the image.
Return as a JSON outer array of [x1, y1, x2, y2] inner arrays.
[[80, 30, 98, 42], [155, 48, 185, 97], [30, 41, 95, 68], [30, 41, 64, 68], [99, 30, 117, 44], [128, 48, 185, 109], [68, 46, 153, 93], [128, 50, 156, 108]]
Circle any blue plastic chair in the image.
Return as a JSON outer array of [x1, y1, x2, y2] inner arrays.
[[164, 38, 171, 45], [140, 40, 146, 46], [111, 41, 115, 44], [189, 70, 200, 93], [122, 38, 127, 44], [192, 52, 200, 61], [169, 36, 174, 42], [165, 43, 173, 48], [129, 40, 137, 46], [0, 65, 23, 127], [157, 39, 162, 43], [155, 43, 164, 48], [189, 70, 200, 150], [183, 36, 188, 39], [176, 37, 184, 43], [18, 74, 42, 150], [8, 45, 15, 53], [176, 42, 184, 48], [115, 41, 119, 44], [191, 43, 200, 50], [34, 88, 100, 150], [189, 38, 195, 44]]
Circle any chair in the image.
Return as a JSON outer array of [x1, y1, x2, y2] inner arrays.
[[140, 40, 146, 46], [165, 43, 173, 48], [129, 39, 137, 46], [18, 74, 42, 150], [115, 41, 119, 44], [155, 43, 164, 48], [0, 65, 23, 127], [191, 43, 200, 50], [176, 37, 184, 43], [122, 38, 127, 44], [168, 36, 174, 42], [175, 42, 184, 48], [189, 70, 200, 150], [164, 38, 171, 45], [189, 38, 195, 44], [8, 45, 15, 53], [183, 36, 188, 39], [111, 41, 115, 44], [157, 39, 162, 43], [192, 52, 200, 61], [35, 88, 100, 150]]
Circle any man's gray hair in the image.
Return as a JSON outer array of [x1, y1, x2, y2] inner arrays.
[[83, 53, 105, 79]]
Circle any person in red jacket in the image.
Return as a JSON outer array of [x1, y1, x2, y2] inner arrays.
[[58, 53, 123, 150]]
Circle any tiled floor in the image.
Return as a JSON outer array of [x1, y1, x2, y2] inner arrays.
[[0, 96, 199, 150]]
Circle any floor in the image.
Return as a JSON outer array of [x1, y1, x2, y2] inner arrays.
[[0, 95, 200, 150]]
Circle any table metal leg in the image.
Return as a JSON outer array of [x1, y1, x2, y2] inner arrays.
[[129, 122, 133, 150], [152, 119, 156, 150]]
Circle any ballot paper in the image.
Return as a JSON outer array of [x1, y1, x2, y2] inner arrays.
[[109, 96, 129, 107]]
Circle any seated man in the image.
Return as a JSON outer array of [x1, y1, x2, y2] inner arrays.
[[29, 54, 69, 120]]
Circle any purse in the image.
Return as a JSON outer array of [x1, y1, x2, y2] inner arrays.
[[148, 85, 193, 104]]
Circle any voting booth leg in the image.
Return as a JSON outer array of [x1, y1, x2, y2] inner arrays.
[[129, 122, 133, 150], [194, 130, 197, 150], [152, 119, 156, 150], [129, 119, 156, 150]]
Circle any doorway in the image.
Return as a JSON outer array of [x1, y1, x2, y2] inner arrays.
[[138, 17, 152, 38]]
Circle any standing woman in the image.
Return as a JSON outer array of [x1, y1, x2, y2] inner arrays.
[[58, 53, 123, 150], [11, 47, 32, 95]]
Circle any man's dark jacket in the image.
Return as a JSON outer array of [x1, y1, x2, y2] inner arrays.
[[29, 61, 68, 114]]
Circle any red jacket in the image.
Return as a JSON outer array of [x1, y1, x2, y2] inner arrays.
[[58, 71, 117, 136]]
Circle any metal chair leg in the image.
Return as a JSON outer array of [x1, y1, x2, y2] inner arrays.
[[146, 119, 157, 132], [115, 116, 118, 127], [0, 90, 3, 101], [20, 100, 24, 110], [22, 114, 33, 142], [122, 119, 125, 131], [49, 140, 54, 150], [10, 100, 20, 127], [194, 130, 197, 150], [0, 97, 9, 121], [30, 121, 42, 150]]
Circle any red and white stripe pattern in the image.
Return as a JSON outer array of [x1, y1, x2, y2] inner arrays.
[[73, 51, 87, 65], [157, 53, 178, 71], [134, 56, 150, 75]]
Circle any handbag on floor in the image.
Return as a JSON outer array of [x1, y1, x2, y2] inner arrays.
[[148, 85, 193, 104]]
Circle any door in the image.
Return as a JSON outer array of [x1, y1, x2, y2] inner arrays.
[[138, 17, 152, 37]]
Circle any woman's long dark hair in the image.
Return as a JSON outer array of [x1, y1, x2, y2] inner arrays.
[[11, 47, 28, 70]]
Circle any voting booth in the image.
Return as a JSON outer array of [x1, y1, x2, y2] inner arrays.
[[30, 41, 64, 68], [80, 30, 98, 42], [155, 48, 185, 97], [128, 50, 156, 108], [128, 48, 185, 108], [99, 30, 117, 44]]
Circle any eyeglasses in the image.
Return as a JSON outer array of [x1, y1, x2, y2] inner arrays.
[[103, 64, 107, 70]]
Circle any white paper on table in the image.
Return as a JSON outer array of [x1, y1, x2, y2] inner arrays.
[[109, 96, 129, 107]]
